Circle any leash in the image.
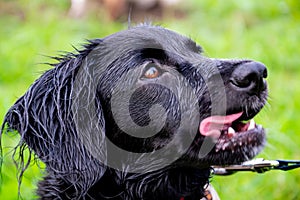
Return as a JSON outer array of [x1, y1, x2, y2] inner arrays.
[[212, 158, 300, 175], [181, 158, 300, 200]]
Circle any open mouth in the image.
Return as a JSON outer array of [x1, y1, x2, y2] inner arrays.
[[199, 112, 264, 152]]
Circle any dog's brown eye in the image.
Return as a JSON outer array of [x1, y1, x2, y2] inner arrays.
[[143, 64, 161, 79]]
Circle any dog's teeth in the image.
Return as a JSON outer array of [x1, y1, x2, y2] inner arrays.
[[247, 119, 256, 130], [222, 144, 228, 151], [228, 127, 235, 136]]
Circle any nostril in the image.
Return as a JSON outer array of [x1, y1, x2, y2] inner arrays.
[[262, 67, 268, 78], [230, 61, 267, 94]]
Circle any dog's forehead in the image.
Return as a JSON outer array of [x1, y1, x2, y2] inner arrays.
[[102, 26, 202, 57]]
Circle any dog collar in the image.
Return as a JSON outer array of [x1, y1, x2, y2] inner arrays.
[[180, 183, 219, 200]]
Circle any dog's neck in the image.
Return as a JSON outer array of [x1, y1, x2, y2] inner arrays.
[[87, 166, 211, 199]]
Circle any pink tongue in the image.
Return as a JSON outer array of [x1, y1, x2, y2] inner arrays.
[[199, 112, 243, 136]]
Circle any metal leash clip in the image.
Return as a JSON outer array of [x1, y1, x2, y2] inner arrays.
[[212, 158, 300, 175]]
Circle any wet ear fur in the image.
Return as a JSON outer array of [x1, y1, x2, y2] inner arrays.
[[0, 39, 107, 196]]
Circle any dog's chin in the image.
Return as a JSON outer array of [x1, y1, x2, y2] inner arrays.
[[198, 112, 266, 165]]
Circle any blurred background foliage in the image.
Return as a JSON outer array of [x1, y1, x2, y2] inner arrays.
[[0, 0, 300, 199]]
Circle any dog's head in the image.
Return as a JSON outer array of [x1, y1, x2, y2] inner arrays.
[[1, 25, 268, 196], [82, 25, 268, 169]]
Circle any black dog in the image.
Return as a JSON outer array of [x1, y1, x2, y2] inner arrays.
[[1, 25, 268, 199]]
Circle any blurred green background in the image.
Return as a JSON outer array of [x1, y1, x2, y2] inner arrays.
[[1, 0, 300, 199]]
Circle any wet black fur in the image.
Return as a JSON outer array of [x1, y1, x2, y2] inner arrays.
[[1, 25, 267, 199]]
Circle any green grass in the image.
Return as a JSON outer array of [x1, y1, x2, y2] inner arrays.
[[1, 0, 300, 199]]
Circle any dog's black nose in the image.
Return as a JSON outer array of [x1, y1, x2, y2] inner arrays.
[[230, 61, 267, 94]]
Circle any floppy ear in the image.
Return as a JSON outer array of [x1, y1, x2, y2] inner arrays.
[[1, 39, 107, 197]]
